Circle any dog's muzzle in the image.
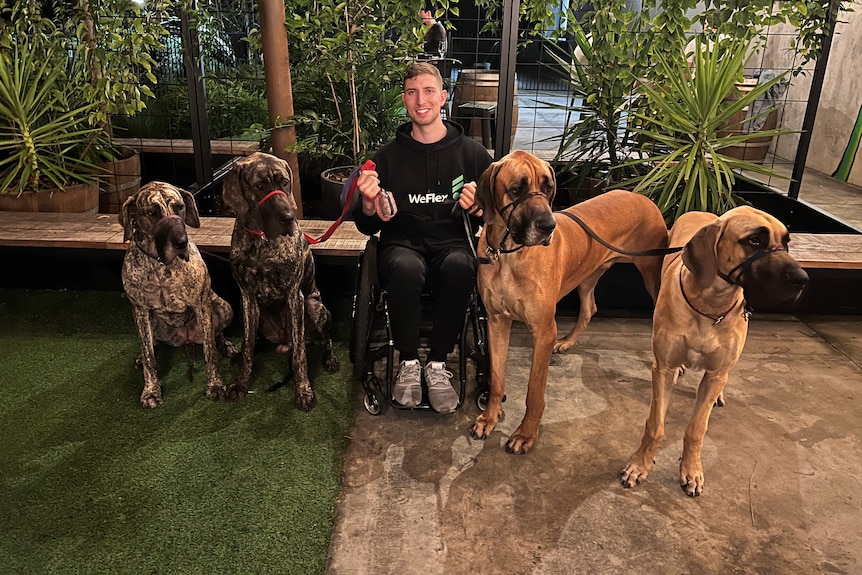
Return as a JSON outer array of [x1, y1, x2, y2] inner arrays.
[[152, 214, 189, 263], [257, 189, 296, 239], [725, 248, 810, 311], [502, 192, 556, 247]]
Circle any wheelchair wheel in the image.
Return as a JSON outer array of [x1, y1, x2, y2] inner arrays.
[[476, 390, 489, 411], [363, 386, 387, 416], [350, 248, 375, 381]]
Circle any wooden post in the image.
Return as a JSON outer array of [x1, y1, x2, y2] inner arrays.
[[259, 0, 303, 217]]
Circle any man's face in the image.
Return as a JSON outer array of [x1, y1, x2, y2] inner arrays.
[[402, 74, 446, 126]]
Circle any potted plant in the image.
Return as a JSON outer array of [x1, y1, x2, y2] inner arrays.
[[283, 0, 421, 218], [0, 0, 169, 212], [622, 36, 790, 223], [544, 1, 650, 205]]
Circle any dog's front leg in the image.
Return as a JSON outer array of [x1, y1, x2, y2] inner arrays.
[[290, 293, 316, 412], [620, 363, 679, 488], [471, 314, 512, 441], [229, 290, 259, 401], [679, 370, 728, 497], [506, 317, 557, 454], [193, 297, 228, 401], [132, 307, 162, 408]]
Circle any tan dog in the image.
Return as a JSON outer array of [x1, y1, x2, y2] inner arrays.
[[469, 150, 669, 453], [120, 182, 237, 408], [620, 207, 809, 496]]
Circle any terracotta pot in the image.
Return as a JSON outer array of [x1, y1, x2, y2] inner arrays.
[[0, 181, 99, 213]]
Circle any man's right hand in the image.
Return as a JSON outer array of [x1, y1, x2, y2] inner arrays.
[[357, 169, 380, 216]]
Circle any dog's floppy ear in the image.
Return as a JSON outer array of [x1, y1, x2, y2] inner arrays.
[[222, 159, 248, 216], [682, 220, 722, 288], [476, 161, 502, 224], [544, 159, 556, 206], [119, 194, 137, 242], [180, 189, 201, 228]]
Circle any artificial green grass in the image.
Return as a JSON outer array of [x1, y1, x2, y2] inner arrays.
[[0, 289, 357, 574]]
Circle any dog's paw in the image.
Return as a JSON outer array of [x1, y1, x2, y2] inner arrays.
[[619, 463, 649, 489], [552, 339, 574, 354], [206, 384, 228, 401], [679, 464, 705, 497], [227, 383, 249, 401], [322, 343, 340, 373], [470, 415, 495, 440], [714, 391, 725, 407], [140, 390, 163, 409], [505, 431, 536, 454], [295, 389, 317, 412]]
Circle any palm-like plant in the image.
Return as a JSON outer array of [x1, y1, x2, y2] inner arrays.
[[623, 36, 789, 222], [0, 42, 102, 195]]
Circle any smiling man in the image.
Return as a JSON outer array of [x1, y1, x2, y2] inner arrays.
[[354, 62, 492, 413]]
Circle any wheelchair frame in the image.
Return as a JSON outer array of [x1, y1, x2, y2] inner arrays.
[[349, 235, 491, 415]]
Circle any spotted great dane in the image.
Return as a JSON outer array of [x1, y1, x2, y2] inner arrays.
[[120, 181, 237, 408], [222, 152, 339, 411]]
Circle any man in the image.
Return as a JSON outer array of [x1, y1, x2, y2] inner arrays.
[[354, 62, 492, 413], [420, 8, 447, 57]]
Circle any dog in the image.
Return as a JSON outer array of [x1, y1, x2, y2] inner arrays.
[[469, 150, 669, 453], [120, 181, 237, 408], [620, 207, 809, 496], [221, 152, 339, 411]]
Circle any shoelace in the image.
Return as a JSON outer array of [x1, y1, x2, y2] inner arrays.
[[425, 366, 454, 387]]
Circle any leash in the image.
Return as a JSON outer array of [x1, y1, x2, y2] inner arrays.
[[555, 211, 684, 257], [304, 159, 376, 245]]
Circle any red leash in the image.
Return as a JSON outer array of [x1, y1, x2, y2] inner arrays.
[[304, 159, 375, 245]]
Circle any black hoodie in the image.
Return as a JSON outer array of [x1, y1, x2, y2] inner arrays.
[[354, 120, 492, 254]]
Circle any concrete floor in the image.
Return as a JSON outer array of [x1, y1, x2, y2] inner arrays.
[[327, 313, 862, 574]]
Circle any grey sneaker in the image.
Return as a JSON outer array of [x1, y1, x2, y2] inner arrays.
[[393, 359, 422, 407], [424, 361, 459, 413]]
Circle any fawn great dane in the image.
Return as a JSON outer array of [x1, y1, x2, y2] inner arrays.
[[469, 150, 669, 453], [620, 207, 809, 496]]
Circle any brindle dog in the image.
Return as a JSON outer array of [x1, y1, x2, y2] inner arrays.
[[222, 152, 339, 411], [120, 181, 237, 408]]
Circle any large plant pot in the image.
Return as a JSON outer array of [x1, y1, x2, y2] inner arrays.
[[321, 165, 355, 220], [720, 78, 779, 163], [98, 147, 142, 214], [0, 182, 99, 213]]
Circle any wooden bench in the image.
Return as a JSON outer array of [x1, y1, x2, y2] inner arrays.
[[0, 212, 369, 262], [0, 212, 860, 269], [111, 138, 260, 157]]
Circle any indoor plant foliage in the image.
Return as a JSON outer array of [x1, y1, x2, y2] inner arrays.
[[284, 0, 423, 172], [623, 37, 789, 222], [0, 0, 169, 198]]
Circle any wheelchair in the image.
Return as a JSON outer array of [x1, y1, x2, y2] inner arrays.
[[348, 235, 491, 415]]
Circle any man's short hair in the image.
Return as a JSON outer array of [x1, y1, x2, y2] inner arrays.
[[404, 62, 443, 90]]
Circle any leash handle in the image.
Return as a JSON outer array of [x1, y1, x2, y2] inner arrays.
[[556, 210, 683, 257], [304, 160, 377, 245]]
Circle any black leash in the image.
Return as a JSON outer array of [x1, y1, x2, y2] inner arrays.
[[555, 210, 684, 257]]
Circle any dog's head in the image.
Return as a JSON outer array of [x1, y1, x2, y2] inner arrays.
[[682, 206, 809, 311], [476, 150, 557, 246], [222, 152, 297, 239], [119, 181, 200, 264]]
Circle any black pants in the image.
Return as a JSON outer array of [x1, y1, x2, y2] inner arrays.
[[377, 244, 476, 363]]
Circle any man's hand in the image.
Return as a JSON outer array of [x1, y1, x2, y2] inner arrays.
[[356, 169, 381, 216], [458, 181, 483, 218]]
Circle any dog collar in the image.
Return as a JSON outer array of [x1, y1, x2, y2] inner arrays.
[[678, 268, 748, 325]]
